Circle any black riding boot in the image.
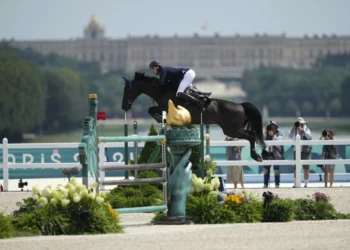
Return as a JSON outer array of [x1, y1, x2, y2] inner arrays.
[[177, 92, 201, 106]]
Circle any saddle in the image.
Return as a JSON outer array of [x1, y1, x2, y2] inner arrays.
[[184, 85, 212, 111], [186, 85, 212, 98]]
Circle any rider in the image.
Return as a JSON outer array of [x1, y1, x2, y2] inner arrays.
[[148, 60, 202, 106]]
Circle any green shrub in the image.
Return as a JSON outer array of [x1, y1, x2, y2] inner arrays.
[[294, 198, 317, 220], [294, 198, 337, 221], [186, 194, 237, 224], [0, 213, 14, 239], [138, 124, 159, 164], [314, 200, 337, 220], [336, 213, 350, 219], [262, 198, 296, 222], [12, 178, 123, 236], [13, 206, 69, 235], [107, 184, 163, 208], [224, 193, 263, 223]]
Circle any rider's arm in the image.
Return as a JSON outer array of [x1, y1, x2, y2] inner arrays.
[[158, 69, 167, 86]]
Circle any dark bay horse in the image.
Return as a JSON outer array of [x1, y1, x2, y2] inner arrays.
[[122, 72, 265, 162]]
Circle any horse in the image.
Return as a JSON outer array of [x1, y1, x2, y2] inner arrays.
[[121, 72, 265, 162]]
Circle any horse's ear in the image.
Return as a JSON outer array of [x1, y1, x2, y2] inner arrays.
[[123, 77, 131, 88]]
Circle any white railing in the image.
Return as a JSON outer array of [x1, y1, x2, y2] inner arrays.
[[1, 136, 350, 191], [0, 138, 81, 191], [210, 135, 350, 187]]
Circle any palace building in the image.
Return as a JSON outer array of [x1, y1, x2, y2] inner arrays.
[[11, 14, 350, 79]]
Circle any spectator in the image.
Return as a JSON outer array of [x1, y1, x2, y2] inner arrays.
[[288, 117, 312, 188], [225, 136, 244, 189], [262, 121, 284, 188], [322, 129, 338, 188]]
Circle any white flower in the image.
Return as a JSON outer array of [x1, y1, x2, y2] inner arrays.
[[41, 187, 52, 198], [37, 197, 48, 206], [88, 191, 96, 200], [192, 174, 199, 183], [69, 186, 76, 194], [61, 199, 70, 207], [204, 155, 211, 162], [80, 189, 89, 198], [203, 183, 213, 192], [32, 184, 40, 195], [65, 183, 73, 189], [50, 198, 58, 205], [73, 194, 81, 203], [70, 177, 78, 186], [211, 177, 220, 190], [96, 196, 104, 204], [91, 182, 98, 189], [51, 190, 61, 201], [209, 191, 219, 198], [61, 190, 69, 198], [206, 169, 213, 176], [194, 178, 204, 193], [32, 194, 39, 200]]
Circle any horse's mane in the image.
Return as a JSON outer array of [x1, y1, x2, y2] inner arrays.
[[134, 72, 154, 82]]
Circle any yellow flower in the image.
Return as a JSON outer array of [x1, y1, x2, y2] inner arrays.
[[109, 206, 119, 220]]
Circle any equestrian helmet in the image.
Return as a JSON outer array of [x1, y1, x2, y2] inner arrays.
[[149, 60, 161, 69]]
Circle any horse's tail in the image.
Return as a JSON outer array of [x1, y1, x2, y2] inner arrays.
[[241, 102, 266, 147]]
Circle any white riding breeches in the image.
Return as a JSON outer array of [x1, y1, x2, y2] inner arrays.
[[176, 69, 195, 96]]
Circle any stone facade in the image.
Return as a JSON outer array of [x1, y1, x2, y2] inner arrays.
[[12, 15, 350, 78]]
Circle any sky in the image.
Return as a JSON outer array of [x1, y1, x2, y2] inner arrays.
[[1, 0, 350, 41]]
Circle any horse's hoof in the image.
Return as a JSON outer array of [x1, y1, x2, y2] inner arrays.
[[256, 155, 263, 162]]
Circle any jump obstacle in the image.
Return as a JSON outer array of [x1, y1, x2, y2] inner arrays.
[[79, 94, 202, 222]]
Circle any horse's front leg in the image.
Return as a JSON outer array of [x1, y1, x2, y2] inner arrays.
[[148, 106, 163, 123]]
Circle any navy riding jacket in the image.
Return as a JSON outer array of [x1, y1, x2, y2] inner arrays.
[[157, 66, 190, 86]]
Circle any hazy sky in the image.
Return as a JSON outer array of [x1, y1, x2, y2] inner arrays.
[[1, 0, 350, 40]]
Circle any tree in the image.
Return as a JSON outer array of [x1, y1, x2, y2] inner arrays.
[[329, 99, 342, 116], [340, 76, 350, 117], [43, 68, 89, 133], [285, 100, 299, 116], [0, 51, 46, 142], [301, 101, 314, 115]]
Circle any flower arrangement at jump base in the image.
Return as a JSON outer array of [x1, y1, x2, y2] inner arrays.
[[190, 155, 221, 197], [6, 177, 123, 237]]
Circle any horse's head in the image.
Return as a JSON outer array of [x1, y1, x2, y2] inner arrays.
[[121, 72, 157, 111], [121, 77, 139, 111]]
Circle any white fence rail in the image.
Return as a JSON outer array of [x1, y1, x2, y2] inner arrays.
[[211, 135, 350, 187], [1, 136, 350, 191]]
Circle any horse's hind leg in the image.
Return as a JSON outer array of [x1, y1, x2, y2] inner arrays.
[[237, 128, 263, 162]]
